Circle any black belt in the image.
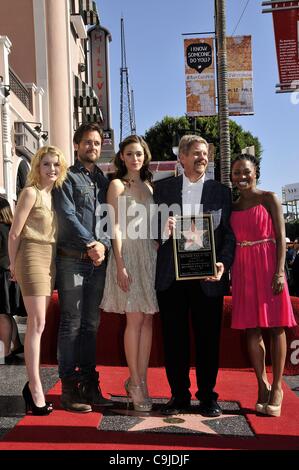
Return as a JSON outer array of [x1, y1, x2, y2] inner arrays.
[[57, 247, 90, 260]]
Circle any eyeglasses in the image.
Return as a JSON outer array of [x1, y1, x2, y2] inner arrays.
[[81, 139, 101, 147]]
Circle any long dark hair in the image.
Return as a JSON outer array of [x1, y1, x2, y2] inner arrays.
[[113, 135, 153, 183], [0, 197, 13, 224]]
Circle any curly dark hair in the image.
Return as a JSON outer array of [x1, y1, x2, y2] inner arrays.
[[113, 135, 153, 183], [231, 154, 260, 180]]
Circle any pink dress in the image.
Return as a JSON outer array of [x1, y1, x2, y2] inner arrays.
[[230, 204, 296, 329]]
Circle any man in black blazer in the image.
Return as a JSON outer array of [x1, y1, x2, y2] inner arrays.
[[153, 135, 235, 417]]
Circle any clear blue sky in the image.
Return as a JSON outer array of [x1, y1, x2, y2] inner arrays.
[[98, 0, 299, 199]]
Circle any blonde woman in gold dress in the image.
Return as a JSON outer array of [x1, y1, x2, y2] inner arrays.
[[9, 146, 67, 415]]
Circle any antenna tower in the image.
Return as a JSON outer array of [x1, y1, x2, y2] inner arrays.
[[120, 17, 136, 141]]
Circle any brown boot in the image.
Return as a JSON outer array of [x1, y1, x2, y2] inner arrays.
[[79, 371, 113, 407], [61, 376, 92, 413]]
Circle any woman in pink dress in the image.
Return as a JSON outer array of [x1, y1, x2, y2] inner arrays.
[[230, 154, 296, 417]]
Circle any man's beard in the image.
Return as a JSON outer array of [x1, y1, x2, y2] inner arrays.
[[79, 152, 97, 163]]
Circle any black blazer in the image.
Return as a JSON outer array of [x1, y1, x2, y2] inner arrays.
[[153, 176, 236, 296], [292, 253, 299, 287]]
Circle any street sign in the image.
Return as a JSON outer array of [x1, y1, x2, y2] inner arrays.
[[283, 182, 299, 202]]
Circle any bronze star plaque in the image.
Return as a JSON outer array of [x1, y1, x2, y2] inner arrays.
[[173, 214, 216, 280]]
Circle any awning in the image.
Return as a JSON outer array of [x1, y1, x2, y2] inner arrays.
[[74, 74, 103, 122], [79, 0, 99, 26]]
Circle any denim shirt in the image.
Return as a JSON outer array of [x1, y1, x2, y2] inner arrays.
[[53, 159, 111, 251]]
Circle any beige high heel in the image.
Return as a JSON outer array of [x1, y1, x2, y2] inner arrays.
[[255, 402, 268, 414], [255, 385, 271, 414], [124, 378, 152, 412], [266, 390, 283, 417], [140, 378, 153, 406]]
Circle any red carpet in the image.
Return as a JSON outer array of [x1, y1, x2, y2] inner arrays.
[[0, 367, 298, 450]]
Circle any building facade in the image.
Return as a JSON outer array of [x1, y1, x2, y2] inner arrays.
[[0, 0, 114, 207]]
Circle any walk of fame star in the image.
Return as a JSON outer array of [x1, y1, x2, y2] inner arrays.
[[112, 410, 238, 434], [181, 226, 206, 250], [97, 399, 254, 437]]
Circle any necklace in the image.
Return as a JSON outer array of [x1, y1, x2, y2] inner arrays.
[[123, 176, 140, 187]]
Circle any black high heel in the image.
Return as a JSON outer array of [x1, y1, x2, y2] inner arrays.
[[11, 344, 24, 356], [22, 382, 53, 416]]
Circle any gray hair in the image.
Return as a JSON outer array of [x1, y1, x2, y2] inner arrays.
[[178, 135, 208, 156]]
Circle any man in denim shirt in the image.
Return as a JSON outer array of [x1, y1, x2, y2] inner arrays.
[[53, 123, 112, 412]]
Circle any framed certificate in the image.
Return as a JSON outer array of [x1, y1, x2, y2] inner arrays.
[[173, 214, 216, 280]]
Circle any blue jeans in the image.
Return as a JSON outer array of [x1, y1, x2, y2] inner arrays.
[[56, 256, 106, 379]]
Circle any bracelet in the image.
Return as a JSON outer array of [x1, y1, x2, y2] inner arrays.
[[274, 273, 284, 278]]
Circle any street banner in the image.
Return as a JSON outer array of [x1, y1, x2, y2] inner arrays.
[[272, 2, 299, 91], [226, 35, 254, 115], [184, 38, 217, 116]]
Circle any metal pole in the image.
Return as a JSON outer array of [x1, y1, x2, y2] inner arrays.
[[120, 18, 124, 141], [215, 0, 231, 187]]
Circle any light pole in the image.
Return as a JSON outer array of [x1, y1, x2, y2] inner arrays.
[[215, 0, 231, 187]]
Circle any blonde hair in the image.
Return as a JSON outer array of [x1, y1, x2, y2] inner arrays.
[[26, 146, 68, 188], [178, 135, 209, 156]]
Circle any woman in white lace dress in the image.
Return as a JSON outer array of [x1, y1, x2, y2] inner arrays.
[[101, 135, 158, 411]]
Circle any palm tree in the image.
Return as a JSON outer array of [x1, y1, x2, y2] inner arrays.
[[215, 0, 231, 187]]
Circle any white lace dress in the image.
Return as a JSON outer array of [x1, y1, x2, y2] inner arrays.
[[101, 188, 158, 314]]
